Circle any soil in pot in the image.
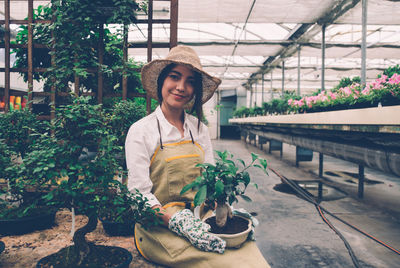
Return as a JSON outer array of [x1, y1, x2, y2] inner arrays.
[[36, 244, 132, 268], [205, 215, 249, 234]]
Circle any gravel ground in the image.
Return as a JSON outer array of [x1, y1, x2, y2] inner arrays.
[[0, 209, 163, 268]]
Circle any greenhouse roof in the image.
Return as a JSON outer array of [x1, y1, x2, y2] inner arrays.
[[2, 0, 400, 95]]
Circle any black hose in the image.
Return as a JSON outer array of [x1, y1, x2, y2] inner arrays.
[[269, 167, 363, 267]]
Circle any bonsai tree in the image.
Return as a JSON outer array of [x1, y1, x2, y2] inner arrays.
[[32, 96, 160, 267], [181, 150, 268, 228]]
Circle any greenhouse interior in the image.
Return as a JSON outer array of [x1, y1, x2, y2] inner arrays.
[[1, 0, 400, 267]]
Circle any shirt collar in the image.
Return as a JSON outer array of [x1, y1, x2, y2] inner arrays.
[[155, 106, 189, 134]]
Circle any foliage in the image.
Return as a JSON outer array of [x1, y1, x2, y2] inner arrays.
[[181, 150, 268, 207], [381, 64, 400, 78], [0, 108, 46, 158], [12, 2, 144, 99], [106, 99, 146, 148], [332, 76, 361, 92], [98, 186, 160, 228]]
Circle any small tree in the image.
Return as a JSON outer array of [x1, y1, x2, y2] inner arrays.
[[181, 150, 268, 228]]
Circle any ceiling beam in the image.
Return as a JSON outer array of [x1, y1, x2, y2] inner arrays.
[[245, 0, 362, 86]]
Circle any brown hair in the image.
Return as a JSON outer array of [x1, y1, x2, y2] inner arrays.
[[157, 63, 203, 130]]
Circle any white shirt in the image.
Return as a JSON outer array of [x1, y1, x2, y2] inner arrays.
[[125, 106, 215, 207]]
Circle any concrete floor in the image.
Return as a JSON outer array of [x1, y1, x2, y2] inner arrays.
[[212, 138, 400, 268]]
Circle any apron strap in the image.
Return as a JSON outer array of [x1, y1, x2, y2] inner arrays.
[[156, 118, 164, 150], [156, 117, 195, 148]]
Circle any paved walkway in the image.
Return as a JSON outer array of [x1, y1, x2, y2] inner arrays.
[[212, 138, 400, 268]]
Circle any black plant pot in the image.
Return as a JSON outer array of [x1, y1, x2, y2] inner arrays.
[[0, 210, 57, 236], [36, 245, 133, 268], [100, 218, 135, 237], [0, 241, 5, 255]]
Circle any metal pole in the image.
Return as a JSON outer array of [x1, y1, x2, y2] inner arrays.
[[319, 153, 324, 178], [254, 82, 257, 107], [4, 0, 10, 112], [281, 60, 285, 96], [270, 71, 273, 100], [358, 165, 365, 198], [321, 24, 326, 92], [297, 45, 301, 96], [361, 0, 368, 85], [262, 72, 265, 103], [250, 84, 253, 107]]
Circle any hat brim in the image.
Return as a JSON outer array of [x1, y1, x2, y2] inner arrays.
[[141, 59, 221, 108]]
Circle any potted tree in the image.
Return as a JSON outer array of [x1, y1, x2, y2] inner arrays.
[[34, 96, 160, 267], [0, 110, 58, 236], [180, 150, 268, 248]]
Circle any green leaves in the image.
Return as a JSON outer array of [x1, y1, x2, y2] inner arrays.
[[180, 150, 268, 208]]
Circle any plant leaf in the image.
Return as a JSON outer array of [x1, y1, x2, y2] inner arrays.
[[215, 180, 224, 197], [240, 195, 252, 202], [194, 185, 207, 206]]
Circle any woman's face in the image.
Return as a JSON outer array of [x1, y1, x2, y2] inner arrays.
[[161, 64, 195, 111]]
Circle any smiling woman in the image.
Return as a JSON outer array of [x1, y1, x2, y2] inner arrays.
[[125, 45, 270, 267]]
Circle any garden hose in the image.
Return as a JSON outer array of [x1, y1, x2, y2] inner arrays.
[[268, 167, 400, 267]]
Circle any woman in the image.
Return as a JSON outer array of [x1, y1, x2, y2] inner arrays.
[[125, 45, 269, 267]]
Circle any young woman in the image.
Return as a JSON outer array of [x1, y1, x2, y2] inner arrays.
[[125, 45, 269, 267]]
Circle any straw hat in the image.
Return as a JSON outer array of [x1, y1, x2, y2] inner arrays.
[[141, 45, 221, 106]]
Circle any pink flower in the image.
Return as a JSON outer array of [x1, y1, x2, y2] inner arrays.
[[288, 99, 293, 105]]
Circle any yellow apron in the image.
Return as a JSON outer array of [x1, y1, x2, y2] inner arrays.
[[134, 124, 270, 268]]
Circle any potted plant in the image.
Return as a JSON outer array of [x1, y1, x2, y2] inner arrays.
[[0, 110, 58, 236], [180, 150, 268, 248], [34, 96, 160, 267], [0, 140, 58, 236]]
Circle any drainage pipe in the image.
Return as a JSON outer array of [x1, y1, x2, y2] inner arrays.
[[249, 129, 400, 177]]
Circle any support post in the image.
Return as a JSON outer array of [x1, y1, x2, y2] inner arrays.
[[262, 72, 265, 103], [321, 24, 326, 92], [361, 0, 368, 85], [297, 45, 301, 96], [319, 153, 324, 178], [358, 165, 365, 198], [4, 0, 10, 112], [270, 71, 273, 100], [281, 60, 285, 96], [28, 0, 34, 109]]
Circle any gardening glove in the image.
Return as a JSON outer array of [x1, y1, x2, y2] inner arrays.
[[215, 203, 233, 227], [232, 208, 259, 241], [168, 209, 226, 254]]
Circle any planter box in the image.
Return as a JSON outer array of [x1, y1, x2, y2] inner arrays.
[[229, 105, 400, 134]]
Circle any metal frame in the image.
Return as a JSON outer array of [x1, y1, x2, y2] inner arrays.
[[0, 0, 179, 117]]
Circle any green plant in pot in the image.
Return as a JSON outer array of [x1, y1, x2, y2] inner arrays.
[[98, 183, 159, 237], [0, 113, 58, 236], [34, 96, 160, 268], [180, 150, 268, 248]]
